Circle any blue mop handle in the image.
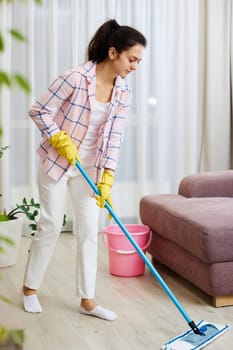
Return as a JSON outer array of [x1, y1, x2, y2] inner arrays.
[[75, 160, 192, 324]]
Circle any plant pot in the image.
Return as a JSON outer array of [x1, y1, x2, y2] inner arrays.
[[0, 218, 23, 268]]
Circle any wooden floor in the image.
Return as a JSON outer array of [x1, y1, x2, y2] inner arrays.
[[0, 233, 233, 350]]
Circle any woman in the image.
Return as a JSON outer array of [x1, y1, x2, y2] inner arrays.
[[23, 19, 146, 321]]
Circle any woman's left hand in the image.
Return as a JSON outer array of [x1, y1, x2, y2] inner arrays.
[[96, 169, 114, 219]]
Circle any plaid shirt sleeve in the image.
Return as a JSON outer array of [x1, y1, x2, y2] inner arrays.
[[28, 70, 80, 138]]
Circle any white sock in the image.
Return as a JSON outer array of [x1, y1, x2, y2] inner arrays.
[[23, 294, 42, 313], [79, 305, 117, 321]]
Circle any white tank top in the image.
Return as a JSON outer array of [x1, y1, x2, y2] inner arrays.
[[79, 98, 109, 167]]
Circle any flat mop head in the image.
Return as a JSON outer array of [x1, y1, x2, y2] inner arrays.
[[162, 320, 230, 350]]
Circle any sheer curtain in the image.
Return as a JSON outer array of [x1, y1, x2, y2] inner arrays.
[[198, 0, 232, 171], [0, 0, 232, 229]]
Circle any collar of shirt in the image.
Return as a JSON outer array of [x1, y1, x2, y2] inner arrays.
[[80, 60, 129, 92]]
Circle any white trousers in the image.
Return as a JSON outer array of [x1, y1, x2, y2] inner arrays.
[[24, 163, 100, 298]]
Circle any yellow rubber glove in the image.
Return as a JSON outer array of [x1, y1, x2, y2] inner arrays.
[[96, 169, 114, 219], [49, 130, 81, 166]]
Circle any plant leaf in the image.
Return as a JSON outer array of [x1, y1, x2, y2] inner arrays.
[[9, 29, 26, 42], [10, 330, 24, 347], [63, 214, 67, 226], [0, 326, 9, 344], [0, 294, 12, 304], [0, 71, 11, 88], [26, 213, 34, 220], [19, 204, 29, 212], [0, 146, 9, 158], [0, 33, 4, 52], [13, 74, 31, 94]]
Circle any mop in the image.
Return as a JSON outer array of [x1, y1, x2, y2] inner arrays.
[[75, 160, 230, 350]]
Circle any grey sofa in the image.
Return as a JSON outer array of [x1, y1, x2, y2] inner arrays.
[[139, 170, 233, 307]]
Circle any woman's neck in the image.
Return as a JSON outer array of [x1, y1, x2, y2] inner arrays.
[[96, 60, 116, 86], [95, 61, 115, 103]]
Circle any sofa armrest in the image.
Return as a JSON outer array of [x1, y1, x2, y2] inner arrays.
[[178, 170, 233, 198]]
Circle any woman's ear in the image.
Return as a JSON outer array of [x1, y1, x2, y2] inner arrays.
[[108, 47, 117, 60]]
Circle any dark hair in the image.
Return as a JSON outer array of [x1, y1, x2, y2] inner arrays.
[[88, 19, 147, 63]]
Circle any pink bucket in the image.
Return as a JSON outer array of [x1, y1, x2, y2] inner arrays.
[[102, 224, 151, 277]]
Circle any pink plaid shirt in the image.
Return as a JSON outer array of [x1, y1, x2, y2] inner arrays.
[[29, 61, 131, 182]]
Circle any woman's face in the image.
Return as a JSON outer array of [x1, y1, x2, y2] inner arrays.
[[109, 44, 145, 78]]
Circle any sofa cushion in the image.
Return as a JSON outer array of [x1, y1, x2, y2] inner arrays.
[[178, 170, 233, 198], [140, 195, 233, 264]]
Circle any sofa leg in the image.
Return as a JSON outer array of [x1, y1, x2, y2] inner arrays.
[[212, 295, 233, 307]]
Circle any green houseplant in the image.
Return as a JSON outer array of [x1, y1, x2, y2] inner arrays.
[[0, 197, 40, 231], [0, 197, 40, 267]]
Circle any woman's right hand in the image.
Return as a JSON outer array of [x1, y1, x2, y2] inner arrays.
[[49, 130, 81, 165]]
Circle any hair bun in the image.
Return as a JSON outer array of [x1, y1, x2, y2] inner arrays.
[[110, 19, 120, 32]]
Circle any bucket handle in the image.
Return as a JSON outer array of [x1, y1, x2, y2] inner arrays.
[[101, 230, 152, 255]]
